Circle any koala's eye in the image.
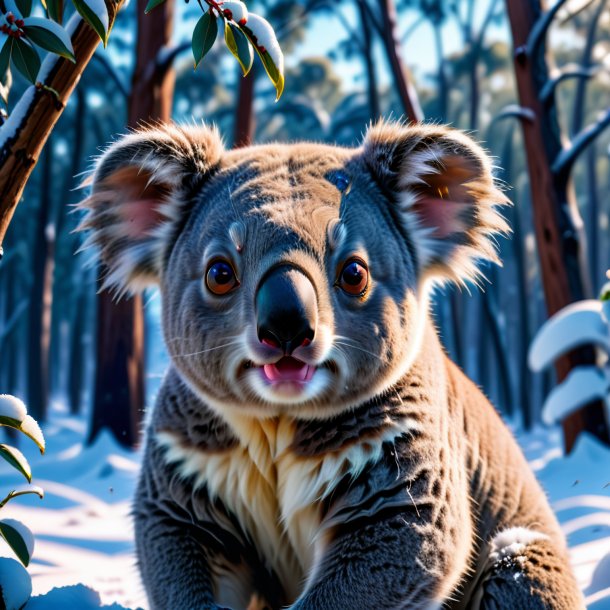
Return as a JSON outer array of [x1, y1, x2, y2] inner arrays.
[[205, 260, 239, 295], [337, 259, 369, 296]]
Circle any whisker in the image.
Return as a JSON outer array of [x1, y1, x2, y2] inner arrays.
[[171, 340, 242, 359], [334, 338, 386, 362]]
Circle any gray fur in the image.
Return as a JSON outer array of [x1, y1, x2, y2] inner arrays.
[[80, 122, 583, 610]]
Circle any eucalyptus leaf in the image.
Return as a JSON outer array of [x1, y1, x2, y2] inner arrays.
[[23, 16, 75, 61], [0, 485, 44, 509], [144, 0, 166, 14], [0, 520, 34, 567], [224, 21, 252, 76], [10, 38, 40, 83], [45, 0, 64, 23], [14, 0, 32, 18], [0, 38, 12, 81], [238, 24, 283, 99], [72, 0, 108, 44], [0, 445, 31, 483], [192, 12, 218, 68]]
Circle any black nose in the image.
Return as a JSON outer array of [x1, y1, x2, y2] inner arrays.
[[256, 265, 317, 354]]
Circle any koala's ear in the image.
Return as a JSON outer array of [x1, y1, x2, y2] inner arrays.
[[77, 124, 224, 295], [362, 122, 510, 286]]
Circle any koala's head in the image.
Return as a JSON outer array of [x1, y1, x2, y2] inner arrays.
[[79, 122, 508, 419]]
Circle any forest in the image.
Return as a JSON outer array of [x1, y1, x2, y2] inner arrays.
[[0, 0, 609, 607]]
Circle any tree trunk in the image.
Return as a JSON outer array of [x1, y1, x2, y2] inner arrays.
[[233, 67, 256, 148], [505, 0, 609, 451], [377, 0, 423, 123], [357, 0, 380, 121], [0, 0, 125, 254], [89, 0, 175, 447], [26, 141, 55, 421]]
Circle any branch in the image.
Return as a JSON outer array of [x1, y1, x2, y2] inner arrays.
[[0, 0, 125, 250], [488, 104, 535, 129], [474, 0, 502, 52], [558, 0, 598, 24], [552, 107, 610, 179], [156, 41, 191, 79], [540, 66, 599, 103], [358, 0, 384, 40], [527, 0, 570, 58], [91, 51, 129, 99]]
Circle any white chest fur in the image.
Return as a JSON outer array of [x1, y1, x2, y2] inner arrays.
[[155, 414, 406, 601]]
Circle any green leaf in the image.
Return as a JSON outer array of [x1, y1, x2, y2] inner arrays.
[[0, 415, 45, 453], [0, 445, 31, 483], [14, 0, 32, 17], [72, 0, 108, 45], [0, 38, 12, 81], [0, 485, 44, 509], [10, 38, 40, 84], [45, 0, 64, 24], [0, 520, 33, 567], [224, 21, 252, 76], [192, 12, 218, 68], [23, 17, 74, 61], [238, 24, 283, 100], [258, 48, 283, 100], [0, 396, 45, 453], [144, 0, 165, 13]]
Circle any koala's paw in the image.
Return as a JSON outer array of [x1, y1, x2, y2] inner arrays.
[[475, 527, 585, 610]]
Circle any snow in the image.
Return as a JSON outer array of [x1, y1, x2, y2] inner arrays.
[[0, 395, 28, 422], [529, 300, 610, 371], [0, 413, 607, 609]]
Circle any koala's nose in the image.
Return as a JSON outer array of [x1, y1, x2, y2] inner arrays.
[[256, 265, 317, 354]]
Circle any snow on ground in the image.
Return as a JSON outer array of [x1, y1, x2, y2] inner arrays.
[[0, 413, 608, 609]]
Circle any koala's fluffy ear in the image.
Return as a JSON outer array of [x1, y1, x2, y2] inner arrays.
[[363, 122, 510, 286], [78, 124, 224, 295]]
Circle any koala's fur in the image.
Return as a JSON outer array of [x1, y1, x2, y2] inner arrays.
[[79, 122, 584, 610]]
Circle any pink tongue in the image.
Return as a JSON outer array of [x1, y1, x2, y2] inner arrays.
[[263, 357, 312, 382]]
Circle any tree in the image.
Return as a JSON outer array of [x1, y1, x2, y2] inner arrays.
[[505, 0, 610, 451]]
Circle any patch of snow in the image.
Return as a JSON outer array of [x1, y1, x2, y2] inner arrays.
[[0, 395, 27, 422]]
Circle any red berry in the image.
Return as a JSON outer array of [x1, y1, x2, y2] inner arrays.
[[258, 46, 266, 53], [223, 8, 232, 18], [238, 18, 246, 25], [15, 18, 24, 27], [6, 12, 14, 24]]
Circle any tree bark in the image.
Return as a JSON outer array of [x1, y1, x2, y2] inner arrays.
[[357, 0, 380, 121], [233, 67, 256, 148], [505, 0, 609, 451], [0, 0, 125, 254], [26, 141, 54, 421], [377, 0, 423, 123], [88, 0, 175, 448]]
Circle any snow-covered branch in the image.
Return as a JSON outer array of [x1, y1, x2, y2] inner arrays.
[[0, 0, 125, 250]]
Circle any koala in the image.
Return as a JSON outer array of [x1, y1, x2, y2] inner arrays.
[[79, 122, 584, 610]]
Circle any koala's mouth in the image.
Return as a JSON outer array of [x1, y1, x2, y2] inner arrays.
[[240, 356, 338, 401], [259, 356, 315, 383]]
